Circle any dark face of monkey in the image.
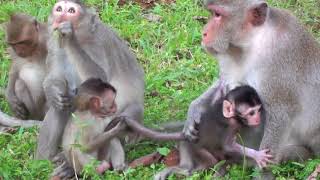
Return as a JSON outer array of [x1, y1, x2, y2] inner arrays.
[[6, 15, 39, 58], [90, 90, 117, 118], [51, 0, 84, 29], [223, 85, 263, 127]]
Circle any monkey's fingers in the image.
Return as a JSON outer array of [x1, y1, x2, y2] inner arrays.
[[54, 95, 72, 110], [184, 125, 199, 142], [12, 103, 29, 119], [51, 162, 74, 179]]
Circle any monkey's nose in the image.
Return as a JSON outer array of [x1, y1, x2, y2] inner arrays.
[[203, 32, 208, 37]]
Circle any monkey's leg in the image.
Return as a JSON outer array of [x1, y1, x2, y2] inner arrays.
[[15, 79, 39, 119], [118, 103, 144, 143], [276, 134, 312, 163], [154, 141, 196, 180], [108, 138, 126, 171], [36, 107, 70, 160]]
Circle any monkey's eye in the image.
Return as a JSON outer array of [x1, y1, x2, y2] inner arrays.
[[249, 110, 255, 116], [56, 6, 62, 12], [68, 7, 76, 14]]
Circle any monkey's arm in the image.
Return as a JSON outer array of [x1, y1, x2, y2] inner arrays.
[[6, 64, 29, 119], [84, 121, 125, 153], [183, 78, 225, 141], [223, 134, 273, 168], [58, 22, 108, 82]]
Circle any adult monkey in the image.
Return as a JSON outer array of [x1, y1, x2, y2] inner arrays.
[[36, 0, 144, 161], [184, 0, 320, 173], [5, 13, 48, 120]]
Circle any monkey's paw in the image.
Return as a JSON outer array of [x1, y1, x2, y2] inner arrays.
[[57, 21, 74, 41], [182, 117, 200, 142], [254, 149, 274, 168], [9, 97, 29, 119]]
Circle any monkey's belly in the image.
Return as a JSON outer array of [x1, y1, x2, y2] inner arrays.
[[19, 64, 45, 104]]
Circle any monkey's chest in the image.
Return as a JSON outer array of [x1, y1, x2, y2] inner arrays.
[[19, 63, 45, 101]]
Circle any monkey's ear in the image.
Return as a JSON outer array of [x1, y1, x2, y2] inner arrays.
[[249, 2, 268, 26], [89, 96, 101, 110], [222, 100, 235, 118]]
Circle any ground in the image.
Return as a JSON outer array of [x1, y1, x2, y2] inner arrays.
[[0, 0, 319, 179]]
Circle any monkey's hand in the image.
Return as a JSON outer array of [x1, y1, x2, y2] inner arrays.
[[7, 96, 29, 119], [46, 85, 72, 111], [183, 102, 202, 142], [57, 21, 75, 47], [253, 149, 273, 169]]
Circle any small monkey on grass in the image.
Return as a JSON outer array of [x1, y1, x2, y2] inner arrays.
[[108, 85, 273, 178], [53, 78, 127, 177]]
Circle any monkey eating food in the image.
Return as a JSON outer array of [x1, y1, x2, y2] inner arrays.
[[36, 0, 144, 161]]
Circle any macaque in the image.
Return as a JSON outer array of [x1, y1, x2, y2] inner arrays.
[[4, 13, 48, 120], [183, 0, 320, 175], [53, 78, 126, 177], [36, 0, 144, 161], [109, 86, 272, 178]]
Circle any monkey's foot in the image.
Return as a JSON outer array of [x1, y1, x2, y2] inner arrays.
[[96, 161, 112, 174], [51, 161, 75, 180], [307, 165, 320, 180]]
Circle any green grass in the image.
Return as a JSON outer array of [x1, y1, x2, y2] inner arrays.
[[0, 0, 319, 179]]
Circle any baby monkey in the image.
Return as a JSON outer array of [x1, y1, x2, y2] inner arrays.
[[54, 78, 126, 177], [110, 85, 272, 178]]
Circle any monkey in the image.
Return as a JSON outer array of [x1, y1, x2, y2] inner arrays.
[[52, 78, 127, 178], [36, 0, 144, 161], [107, 85, 273, 178], [4, 13, 48, 120], [183, 0, 320, 178]]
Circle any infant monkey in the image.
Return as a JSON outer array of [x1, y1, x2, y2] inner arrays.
[[56, 78, 126, 177], [111, 85, 273, 178]]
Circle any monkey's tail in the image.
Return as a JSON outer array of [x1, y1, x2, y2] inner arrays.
[[0, 110, 42, 127], [158, 121, 185, 132], [124, 117, 185, 141]]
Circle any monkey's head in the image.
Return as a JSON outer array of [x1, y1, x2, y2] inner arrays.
[[50, 0, 85, 30], [222, 85, 262, 127], [201, 0, 268, 55], [6, 13, 40, 58], [74, 78, 118, 118]]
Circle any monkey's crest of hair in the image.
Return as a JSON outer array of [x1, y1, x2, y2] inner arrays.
[[224, 85, 262, 107], [59, 0, 84, 5], [77, 78, 116, 96]]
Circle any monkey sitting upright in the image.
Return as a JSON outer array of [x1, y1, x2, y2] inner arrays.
[[54, 78, 127, 177], [107, 85, 273, 179], [5, 13, 48, 120]]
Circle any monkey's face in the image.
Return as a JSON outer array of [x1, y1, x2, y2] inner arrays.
[[91, 90, 117, 118], [7, 24, 39, 58], [237, 104, 262, 127], [51, 1, 83, 29], [201, 1, 268, 55], [201, 4, 233, 55]]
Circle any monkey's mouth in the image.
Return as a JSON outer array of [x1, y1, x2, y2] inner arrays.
[[201, 42, 218, 55]]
